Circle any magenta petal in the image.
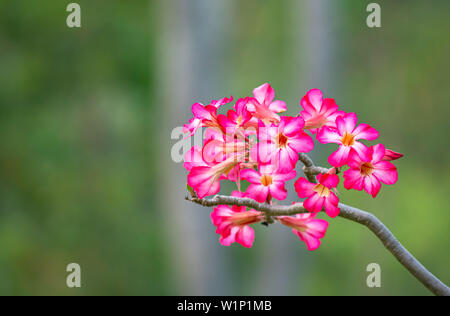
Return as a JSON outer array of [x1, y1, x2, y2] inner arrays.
[[372, 161, 398, 185], [254, 142, 276, 165], [219, 226, 239, 246], [351, 142, 371, 162], [383, 149, 404, 161], [321, 173, 340, 188], [240, 169, 261, 184], [347, 149, 364, 168], [253, 83, 275, 106], [277, 148, 295, 172], [328, 146, 351, 167], [363, 175, 381, 198], [294, 177, 315, 198], [303, 233, 322, 251], [289, 132, 315, 153], [371, 144, 386, 163], [269, 100, 287, 113], [303, 193, 324, 213], [235, 226, 255, 248], [191, 102, 210, 119], [336, 112, 357, 134], [283, 116, 305, 135], [269, 182, 288, 201], [353, 123, 379, 141], [321, 98, 339, 115], [245, 184, 269, 203], [274, 169, 297, 182], [324, 193, 340, 218], [317, 126, 341, 144], [306, 89, 323, 109], [343, 168, 364, 191]]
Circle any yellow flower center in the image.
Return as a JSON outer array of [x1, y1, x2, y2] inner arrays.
[[360, 162, 374, 176], [341, 132, 355, 146], [313, 183, 330, 197], [277, 132, 288, 148], [260, 174, 273, 186], [236, 115, 242, 127]]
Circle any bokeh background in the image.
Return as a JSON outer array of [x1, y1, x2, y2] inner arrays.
[[0, 0, 448, 295]]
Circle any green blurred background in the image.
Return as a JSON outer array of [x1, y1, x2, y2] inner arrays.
[[0, 0, 448, 295]]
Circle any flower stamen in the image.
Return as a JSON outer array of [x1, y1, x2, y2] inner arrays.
[[313, 183, 330, 197], [360, 162, 374, 176], [277, 132, 288, 148], [341, 132, 355, 146], [260, 174, 273, 186]]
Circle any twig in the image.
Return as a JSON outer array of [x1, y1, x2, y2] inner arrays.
[[185, 153, 450, 296]]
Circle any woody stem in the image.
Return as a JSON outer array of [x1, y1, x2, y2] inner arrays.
[[185, 153, 450, 296]]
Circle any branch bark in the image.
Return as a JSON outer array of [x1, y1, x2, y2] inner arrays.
[[186, 154, 450, 296]]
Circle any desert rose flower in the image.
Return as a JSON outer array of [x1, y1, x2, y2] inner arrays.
[[211, 191, 264, 248], [217, 98, 257, 136], [202, 135, 249, 165], [294, 173, 340, 218], [183, 96, 233, 137], [343, 144, 398, 198], [245, 83, 287, 124], [253, 116, 314, 172], [382, 149, 404, 161], [317, 112, 379, 167], [277, 213, 329, 251], [300, 89, 346, 134], [188, 153, 245, 199], [182, 85, 402, 253], [183, 146, 209, 171], [241, 164, 296, 203]]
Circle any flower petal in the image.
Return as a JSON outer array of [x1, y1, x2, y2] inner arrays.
[[317, 126, 341, 144], [328, 145, 351, 167], [245, 184, 269, 203], [324, 192, 340, 218], [269, 182, 288, 201], [317, 173, 339, 188], [253, 83, 275, 106], [305, 89, 323, 110], [336, 112, 357, 134], [371, 143, 386, 163], [343, 168, 364, 191], [353, 123, 379, 141], [372, 161, 398, 185], [235, 226, 255, 248], [240, 169, 261, 184], [363, 175, 381, 198], [269, 100, 287, 113], [303, 193, 325, 213], [294, 177, 315, 198]]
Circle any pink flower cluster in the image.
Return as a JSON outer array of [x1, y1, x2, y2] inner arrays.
[[183, 84, 402, 250]]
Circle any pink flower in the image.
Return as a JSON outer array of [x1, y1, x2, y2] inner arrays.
[[187, 153, 244, 199], [277, 213, 329, 251], [317, 112, 379, 167], [241, 164, 296, 203], [211, 191, 264, 248], [382, 149, 404, 161], [300, 89, 346, 134], [245, 83, 287, 124], [183, 146, 209, 171], [202, 135, 249, 165], [217, 98, 257, 136], [252, 116, 314, 172], [294, 173, 340, 218], [343, 144, 398, 198], [183, 96, 233, 136]]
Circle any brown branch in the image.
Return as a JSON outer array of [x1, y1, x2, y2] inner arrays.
[[185, 153, 450, 296]]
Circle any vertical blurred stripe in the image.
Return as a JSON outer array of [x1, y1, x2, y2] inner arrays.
[[155, 0, 232, 295]]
